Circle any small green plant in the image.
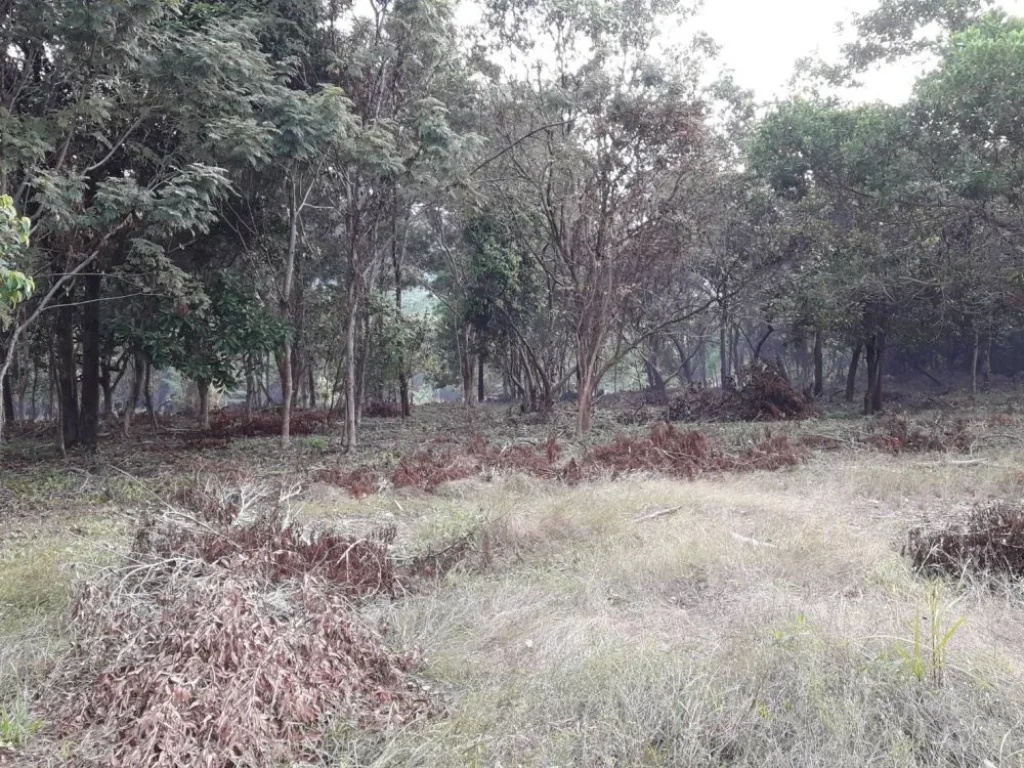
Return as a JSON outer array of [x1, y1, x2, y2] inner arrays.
[[0, 695, 43, 749], [893, 580, 966, 686], [770, 612, 811, 646], [303, 436, 329, 452]]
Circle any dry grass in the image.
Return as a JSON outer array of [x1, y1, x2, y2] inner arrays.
[[331, 454, 1024, 767], [4, 401, 1024, 766]]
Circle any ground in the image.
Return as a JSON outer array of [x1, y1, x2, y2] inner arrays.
[[2, 393, 1024, 766]]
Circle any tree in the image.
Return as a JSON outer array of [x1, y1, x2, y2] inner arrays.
[[479, 0, 711, 433]]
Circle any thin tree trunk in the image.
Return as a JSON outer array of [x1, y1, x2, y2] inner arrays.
[[144, 360, 158, 432], [981, 336, 992, 392], [31, 360, 39, 422], [279, 185, 301, 445], [344, 292, 358, 451], [813, 328, 824, 398], [197, 379, 211, 430], [863, 333, 886, 414], [308, 363, 317, 410], [101, 361, 113, 418], [577, 363, 597, 435], [719, 297, 729, 386], [55, 299, 79, 447], [971, 330, 980, 395], [872, 333, 886, 413], [845, 343, 862, 403], [1, 374, 13, 428], [123, 354, 144, 437], [477, 354, 485, 405], [78, 272, 102, 448], [459, 325, 475, 407]]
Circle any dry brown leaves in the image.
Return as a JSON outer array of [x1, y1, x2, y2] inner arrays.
[[667, 362, 815, 424], [23, 489, 428, 768], [905, 501, 1024, 579], [317, 425, 805, 497]]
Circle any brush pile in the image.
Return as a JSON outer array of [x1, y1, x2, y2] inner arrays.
[[206, 408, 331, 439], [667, 362, 815, 423], [24, 487, 427, 768], [905, 501, 1024, 579], [318, 425, 804, 497], [862, 414, 975, 454]]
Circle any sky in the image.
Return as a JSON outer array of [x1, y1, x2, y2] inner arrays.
[[689, 0, 1024, 104]]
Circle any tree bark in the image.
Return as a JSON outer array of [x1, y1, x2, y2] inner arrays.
[[197, 379, 211, 430], [101, 360, 114, 418], [308, 363, 317, 410], [863, 332, 886, 414], [813, 328, 824, 398], [459, 325, 475, 407], [845, 342, 862, 403], [144, 360, 158, 431], [577, 365, 596, 436], [123, 354, 144, 437], [981, 336, 992, 392], [344, 290, 358, 451], [871, 343, 885, 413], [1, 373, 13, 427], [55, 298, 79, 447], [477, 354, 486, 405], [719, 298, 730, 386], [971, 330, 980, 395], [78, 272, 102, 448]]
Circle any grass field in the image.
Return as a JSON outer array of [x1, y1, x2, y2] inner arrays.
[[2, 399, 1024, 766]]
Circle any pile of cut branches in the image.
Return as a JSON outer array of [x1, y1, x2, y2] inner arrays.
[[24, 487, 427, 767], [905, 501, 1024, 579], [667, 362, 815, 423]]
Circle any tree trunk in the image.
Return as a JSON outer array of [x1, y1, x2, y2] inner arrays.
[[459, 326, 475, 407], [863, 333, 886, 414], [971, 330, 980, 395], [55, 299, 79, 447], [245, 366, 256, 421], [280, 342, 294, 443], [344, 292, 358, 451], [577, 363, 596, 435], [1, 373, 13, 429], [144, 360, 158, 431], [644, 354, 666, 403], [731, 326, 742, 383], [101, 361, 114, 418], [197, 379, 211, 430], [981, 336, 992, 392], [78, 272, 102, 448], [719, 298, 729, 386], [845, 343, 862, 403], [477, 354, 486, 405], [308, 363, 317, 410], [813, 328, 824, 398], [123, 354, 144, 437]]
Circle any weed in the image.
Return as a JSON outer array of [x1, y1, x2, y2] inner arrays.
[[0, 694, 43, 749], [889, 581, 966, 686]]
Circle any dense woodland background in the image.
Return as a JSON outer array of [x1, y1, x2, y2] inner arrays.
[[2, 0, 1024, 449]]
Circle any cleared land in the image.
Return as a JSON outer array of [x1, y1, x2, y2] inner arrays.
[[2, 398, 1024, 766]]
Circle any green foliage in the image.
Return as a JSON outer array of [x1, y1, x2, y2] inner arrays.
[[0, 197, 34, 328], [888, 581, 966, 686], [0, 696, 43, 749]]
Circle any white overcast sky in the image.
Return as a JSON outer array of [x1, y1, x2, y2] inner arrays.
[[689, 0, 1024, 104]]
